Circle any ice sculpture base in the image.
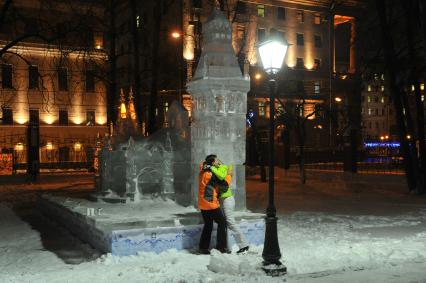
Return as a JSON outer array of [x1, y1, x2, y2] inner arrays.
[[38, 194, 265, 256]]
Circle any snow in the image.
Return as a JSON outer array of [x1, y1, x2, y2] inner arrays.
[[1, 170, 426, 282]]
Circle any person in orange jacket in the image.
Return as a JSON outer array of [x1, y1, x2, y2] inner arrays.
[[198, 154, 228, 254]]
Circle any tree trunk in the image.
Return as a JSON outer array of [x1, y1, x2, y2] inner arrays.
[[147, 1, 162, 135], [130, 0, 143, 129], [414, 0, 426, 194], [296, 118, 306, 184], [375, 0, 419, 192], [107, 0, 118, 130]]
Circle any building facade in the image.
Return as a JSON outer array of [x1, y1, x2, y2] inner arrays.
[[0, 0, 108, 172]]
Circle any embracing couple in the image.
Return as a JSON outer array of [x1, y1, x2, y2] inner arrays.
[[198, 154, 250, 255]]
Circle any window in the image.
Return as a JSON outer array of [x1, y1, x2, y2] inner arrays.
[[375, 121, 379, 129], [86, 110, 95, 126], [381, 74, 385, 80], [258, 101, 265, 116], [29, 109, 39, 125], [59, 147, 69, 162], [1, 108, 13, 125], [296, 10, 304, 23], [380, 85, 384, 92], [28, 65, 38, 89], [314, 35, 322, 48], [297, 33, 304, 45], [367, 85, 372, 92], [59, 110, 68, 125], [236, 1, 247, 14], [296, 58, 304, 68], [164, 102, 169, 113], [257, 4, 265, 17], [374, 96, 379, 103], [314, 81, 321, 94], [314, 13, 321, 25], [381, 109, 385, 116], [421, 95, 424, 102], [86, 70, 95, 92], [58, 68, 68, 91], [314, 59, 321, 70], [381, 96, 385, 103], [368, 108, 372, 115], [367, 96, 371, 102], [277, 7, 286, 20], [375, 108, 379, 115], [2, 64, 13, 89], [258, 28, 266, 42], [421, 83, 425, 91]]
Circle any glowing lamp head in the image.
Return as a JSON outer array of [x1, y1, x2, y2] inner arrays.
[[334, 97, 342, 103], [171, 31, 181, 39], [258, 36, 288, 75]]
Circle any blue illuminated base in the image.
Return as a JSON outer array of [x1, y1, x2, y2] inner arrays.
[[38, 195, 265, 256]]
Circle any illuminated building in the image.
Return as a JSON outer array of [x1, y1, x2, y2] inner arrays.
[[0, 0, 108, 170]]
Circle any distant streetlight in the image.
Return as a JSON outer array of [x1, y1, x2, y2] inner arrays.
[[258, 34, 288, 276], [171, 31, 181, 39], [255, 73, 262, 80], [334, 97, 342, 103]]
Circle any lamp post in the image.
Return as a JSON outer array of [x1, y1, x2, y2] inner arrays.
[[258, 35, 289, 276]]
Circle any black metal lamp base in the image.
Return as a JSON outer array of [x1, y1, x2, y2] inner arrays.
[[262, 261, 287, 277]]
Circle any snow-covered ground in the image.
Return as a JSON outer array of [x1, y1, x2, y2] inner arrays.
[[1, 170, 426, 282]]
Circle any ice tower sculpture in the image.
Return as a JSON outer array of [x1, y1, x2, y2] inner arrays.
[[187, 9, 250, 210]]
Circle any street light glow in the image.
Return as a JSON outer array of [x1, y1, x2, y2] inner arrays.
[[335, 97, 342, 102], [258, 38, 288, 75], [171, 31, 181, 39], [255, 73, 262, 80]]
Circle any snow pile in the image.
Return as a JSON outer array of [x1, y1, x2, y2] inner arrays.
[[1, 203, 426, 282]]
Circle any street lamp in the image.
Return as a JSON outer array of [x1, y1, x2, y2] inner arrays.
[[258, 35, 289, 276]]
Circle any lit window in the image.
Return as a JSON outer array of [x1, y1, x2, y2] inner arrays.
[[257, 4, 265, 17], [296, 10, 304, 23], [381, 85, 384, 92], [411, 85, 415, 91], [367, 85, 372, 92], [164, 102, 169, 113], [368, 108, 372, 115], [314, 13, 321, 25], [422, 95, 425, 102], [374, 73, 379, 80], [314, 81, 320, 94], [296, 33, 304, 45], [258, 101, 265, 116], [381, 74, 385, 80], [367, 96, 371, 102], [421, 83, 425, 91], [381, 96, 385, 103]]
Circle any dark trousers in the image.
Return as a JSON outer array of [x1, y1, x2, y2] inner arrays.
[[199, 208, 227, 250]]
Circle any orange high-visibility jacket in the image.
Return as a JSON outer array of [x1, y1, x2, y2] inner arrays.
[[198, 163, 220, 210]]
